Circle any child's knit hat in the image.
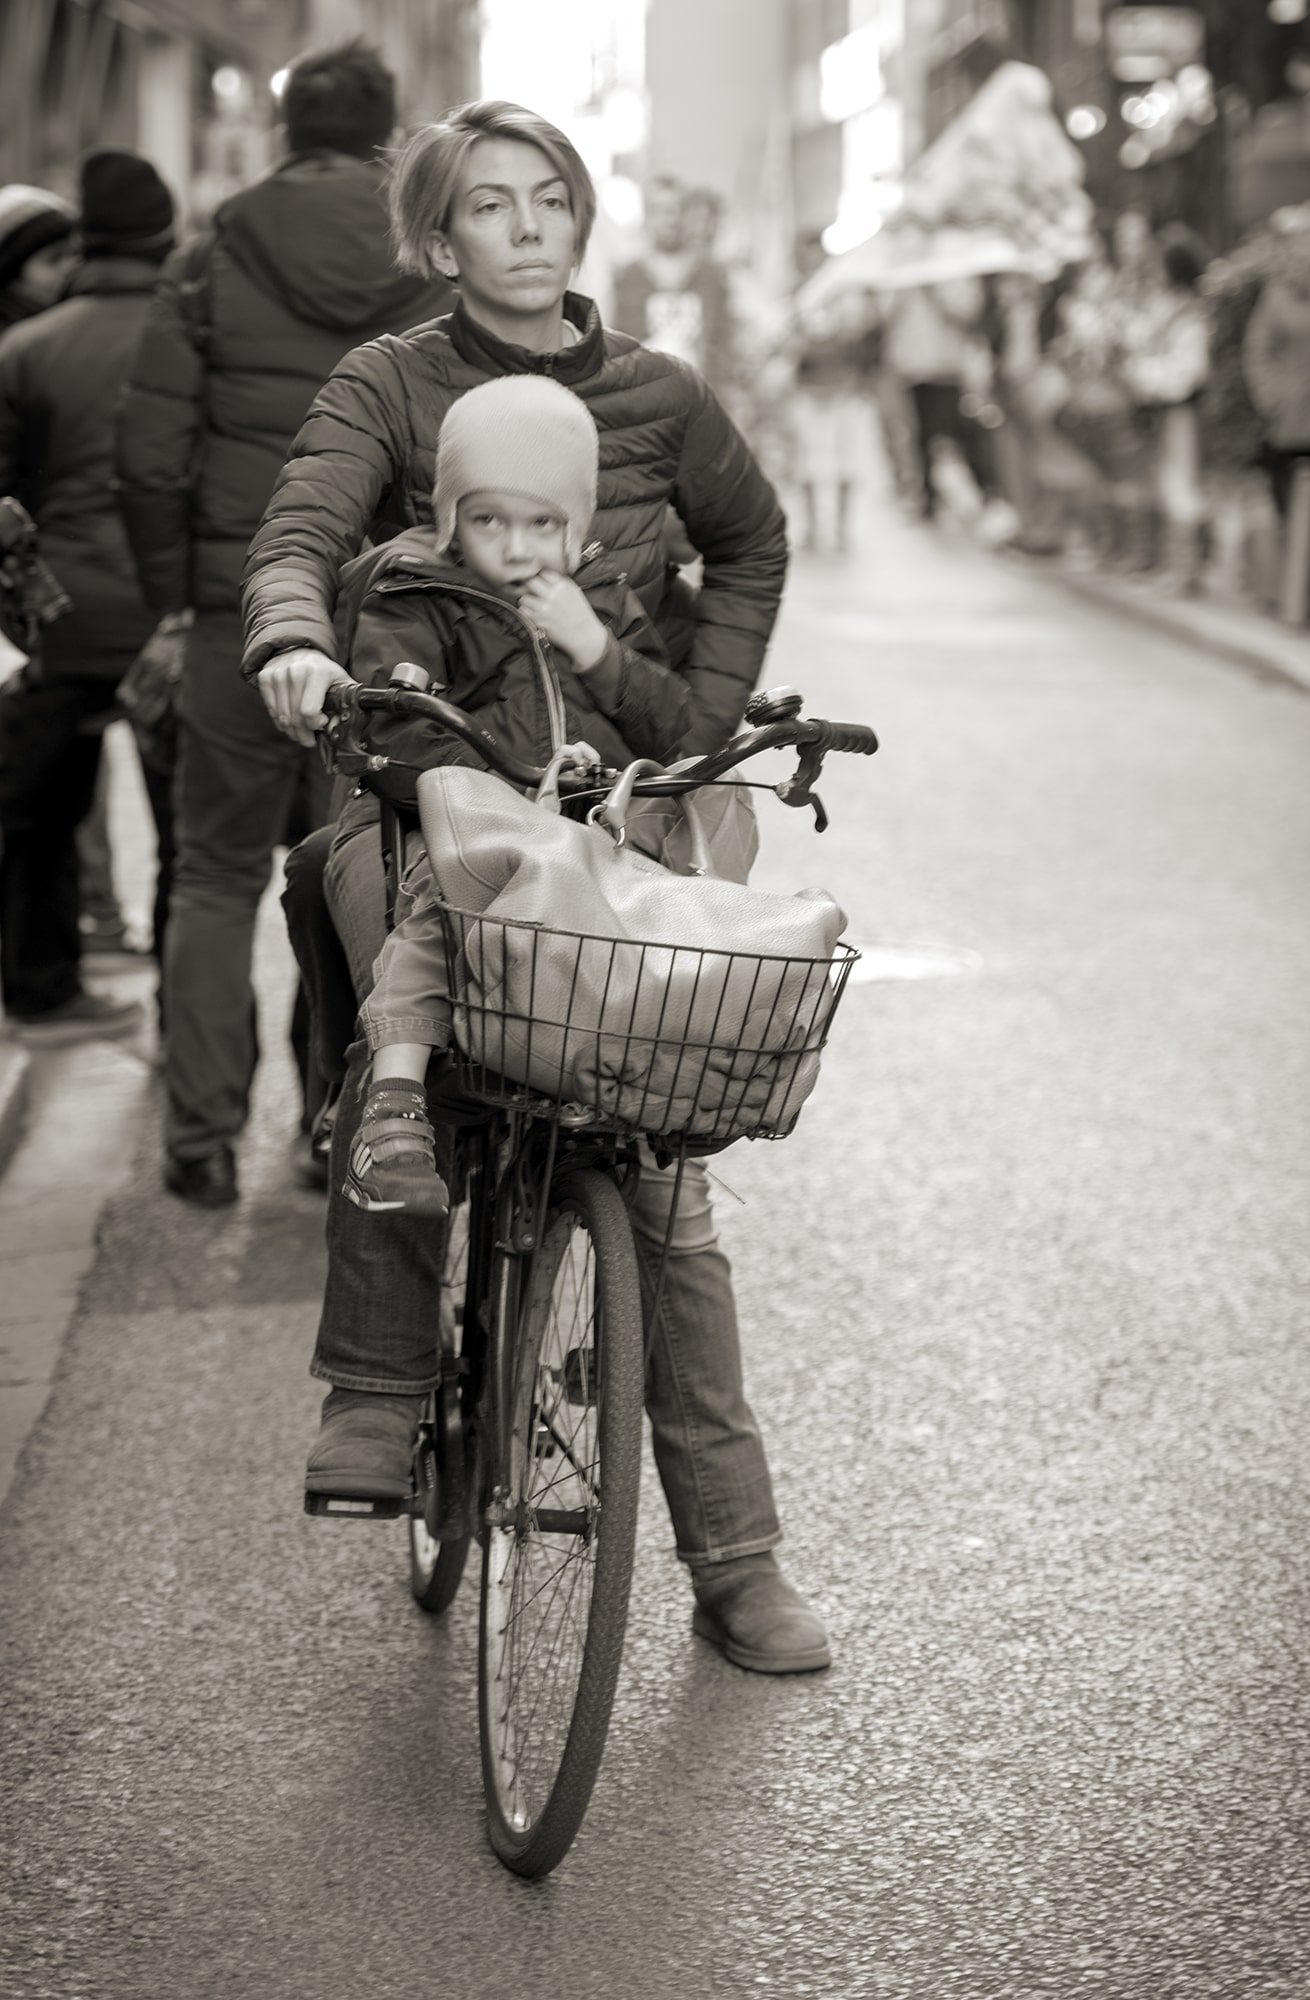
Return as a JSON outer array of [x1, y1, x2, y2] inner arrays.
[[434, 375, 598, 569]]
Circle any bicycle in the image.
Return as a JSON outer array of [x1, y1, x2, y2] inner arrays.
[[307, 676, 878, 1877]]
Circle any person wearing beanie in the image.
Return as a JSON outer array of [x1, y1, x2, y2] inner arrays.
[[0, 185, 76, 335], [78, 149, 175, 262], [301, 374, 692, 1250], [0, 150, 177, 1044], [114, 39, 451, 1209]]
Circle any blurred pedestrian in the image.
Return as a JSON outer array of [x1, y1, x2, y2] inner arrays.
[[788, 298, 881, 554], [1241, 221, 1310, 520], [1122, 225, 1211, 592], [611, 175, 736, 397], [883, 278, 1000, 521], [1100, 210, 1168, 570], [0, 185, 76, 335], [0, 150, 176, 1045], [116, 40, 451, 1208]]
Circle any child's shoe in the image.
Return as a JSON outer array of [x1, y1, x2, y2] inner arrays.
[[343, 1080, 449, 1216], [305, 1388, 427, 1501]]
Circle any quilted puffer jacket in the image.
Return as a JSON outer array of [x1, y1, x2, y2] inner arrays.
[[336, 528, 690, 815], [115, 152, 451, 615], [241, 292, 788, 755]]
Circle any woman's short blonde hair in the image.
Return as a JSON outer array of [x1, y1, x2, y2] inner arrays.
[[389, 101, 597, 277]]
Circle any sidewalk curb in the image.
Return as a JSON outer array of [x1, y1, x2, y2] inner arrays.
[[1027, 560, 1310, 696], [0, 1047, 31, 1181], [0, 1038, 156, 1509]]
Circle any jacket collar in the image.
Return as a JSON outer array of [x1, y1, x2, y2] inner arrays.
[[67, 257, 166, 298], [447, 290, 604, 383]]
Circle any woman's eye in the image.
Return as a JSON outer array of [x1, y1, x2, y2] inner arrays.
[[541, 194, 566, 210]]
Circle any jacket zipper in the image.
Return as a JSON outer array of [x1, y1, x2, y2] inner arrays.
[[372, 575, 568, 756]]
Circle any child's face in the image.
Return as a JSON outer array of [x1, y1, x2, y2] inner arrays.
[[454, 490, 568, 588]]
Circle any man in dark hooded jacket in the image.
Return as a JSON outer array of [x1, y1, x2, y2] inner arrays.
[[116, 40, 450, 1206], [0, 151, 176, 1043]]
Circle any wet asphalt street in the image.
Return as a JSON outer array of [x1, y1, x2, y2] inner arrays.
[[2, 513, 1308, 1999]]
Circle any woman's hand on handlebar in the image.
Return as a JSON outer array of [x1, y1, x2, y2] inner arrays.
[[257, 648, 355, 747]]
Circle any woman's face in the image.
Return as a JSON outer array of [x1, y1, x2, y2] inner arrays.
[[433, 138, 577, 325], [14, 240, 75, 311]]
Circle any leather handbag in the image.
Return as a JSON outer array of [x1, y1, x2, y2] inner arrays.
[[416, 761, 847, 1141]]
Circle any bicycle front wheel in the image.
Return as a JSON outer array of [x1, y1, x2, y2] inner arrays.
[[478, 1166, 643, 1878]]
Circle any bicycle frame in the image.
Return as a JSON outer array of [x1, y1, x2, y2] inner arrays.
[[420, 1091, 640, 1548]]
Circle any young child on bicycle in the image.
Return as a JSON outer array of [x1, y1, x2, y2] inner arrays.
[[333, 374, 693, 1218]]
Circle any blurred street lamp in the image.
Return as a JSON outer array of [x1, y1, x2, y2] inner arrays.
[[1066, 103, 1107, 140], [270, 68, 289, 100], [213, 67, 245, 104], [1268, 1, 1308, 24], [599, 174, 642, 230], [1119, 136, 1150, 168], [601, 87, 646, 155]]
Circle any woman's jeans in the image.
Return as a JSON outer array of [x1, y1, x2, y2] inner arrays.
[[288, 799, 781, 1568]]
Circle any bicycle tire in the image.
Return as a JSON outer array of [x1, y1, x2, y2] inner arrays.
[[409, 1199, 473, 1616], [478, 1165, 643, 1878]]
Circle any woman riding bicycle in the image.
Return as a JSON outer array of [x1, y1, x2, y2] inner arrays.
[[243, 100, 829, 1675]]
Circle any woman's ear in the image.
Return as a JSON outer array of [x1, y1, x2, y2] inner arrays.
[[428, 230, 459, 283]]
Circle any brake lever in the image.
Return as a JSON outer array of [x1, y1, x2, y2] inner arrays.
[[775, 743, 828, 832], [317, 684, 391, 778]]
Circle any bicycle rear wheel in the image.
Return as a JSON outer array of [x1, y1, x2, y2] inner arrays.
[[478, 1166, 643, 1878]]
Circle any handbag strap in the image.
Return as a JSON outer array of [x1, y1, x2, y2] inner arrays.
[[590, 759, 716, 877]]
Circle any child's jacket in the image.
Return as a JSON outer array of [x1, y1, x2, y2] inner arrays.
[[336, 527, 691, 818]]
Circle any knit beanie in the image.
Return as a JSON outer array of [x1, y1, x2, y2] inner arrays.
[[0, 185, 75, 290], [434, 376, 598, 570], [78, 151, 175, 261]]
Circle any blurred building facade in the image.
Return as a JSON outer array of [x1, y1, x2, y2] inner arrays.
[[0, 0, 479, 222], [921, 1, 1310, 247]]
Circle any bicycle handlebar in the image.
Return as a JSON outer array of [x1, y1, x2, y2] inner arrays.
[[320, 677, 877, 827]]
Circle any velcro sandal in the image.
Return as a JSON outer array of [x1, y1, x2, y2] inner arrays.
[[343, 1082, 450, 1217]]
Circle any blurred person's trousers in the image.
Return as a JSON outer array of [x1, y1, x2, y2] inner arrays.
[[75, 723, 175, 959], [1264, 446, 1310, 519], [291, 792, 782, 1566], [77, 756, 126, 936], [0, 669, 170, 1018], [164, 610, 331, 1163], [909, 381, 996, 514]]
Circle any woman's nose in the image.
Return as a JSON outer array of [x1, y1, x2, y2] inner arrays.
[[511, 199, 541, 244]]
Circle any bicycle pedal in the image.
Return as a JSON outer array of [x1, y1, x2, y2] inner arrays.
[[304, 1492, 406, 1520]]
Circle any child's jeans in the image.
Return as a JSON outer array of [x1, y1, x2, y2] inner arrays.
[[316, 798, 782, 1567], [358, 831, 453, 1056]]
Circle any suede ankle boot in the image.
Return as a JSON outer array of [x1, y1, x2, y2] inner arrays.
[[691, 1551, 831, 1674], [304, 1388, 427, 1502]]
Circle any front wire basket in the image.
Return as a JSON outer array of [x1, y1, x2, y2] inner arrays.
[[436, 900, 860, 1146]]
